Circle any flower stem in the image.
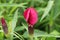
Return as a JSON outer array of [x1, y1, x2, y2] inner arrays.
[[29, 35, 33, 40], [28, 25, 34, 40]]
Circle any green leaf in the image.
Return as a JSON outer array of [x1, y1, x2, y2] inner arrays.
[[0, 26, 4, 40], [0, 32, 4, 40], [41, 37, 46, 40], [15, 26, 25, 31], [23, 29, 47, 38], [0, 10, 5, 17], [40, 0, 54, 22], [11, 9, 18, 31], [53, 0, 60, 19], [13, 32, 24, 40], [34, 29, 47, 37], [50, 30, 60, 36], [46, 37, 56, 40], [9, 7, 17, 15], [0, 3, 27, 7]]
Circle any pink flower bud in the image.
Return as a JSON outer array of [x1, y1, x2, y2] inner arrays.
[[23, 7, 38, 26], [1, 17, 8, 35]]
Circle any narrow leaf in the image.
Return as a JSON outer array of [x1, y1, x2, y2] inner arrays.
[[11, 9, 18, 31], [40, 0, 54, 22]]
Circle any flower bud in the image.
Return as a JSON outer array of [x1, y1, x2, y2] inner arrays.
[[24, 7, 38, 36], [23, 7, 38, 26], [1, 17, 8, 35]]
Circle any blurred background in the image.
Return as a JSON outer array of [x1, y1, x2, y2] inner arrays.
[[0, 0, 60, 40]]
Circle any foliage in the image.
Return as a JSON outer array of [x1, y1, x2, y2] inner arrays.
[[0, 0, 60, 40]]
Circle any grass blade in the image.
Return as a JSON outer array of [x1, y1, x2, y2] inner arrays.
[[40, 0, 54, 22]]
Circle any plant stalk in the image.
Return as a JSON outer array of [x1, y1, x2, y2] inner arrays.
[[28, 25, 34, 40]]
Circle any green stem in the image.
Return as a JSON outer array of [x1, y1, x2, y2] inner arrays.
[[46, 25, 52, 34], [28, 25, 34, 40], [29, 35, 33, 40]]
